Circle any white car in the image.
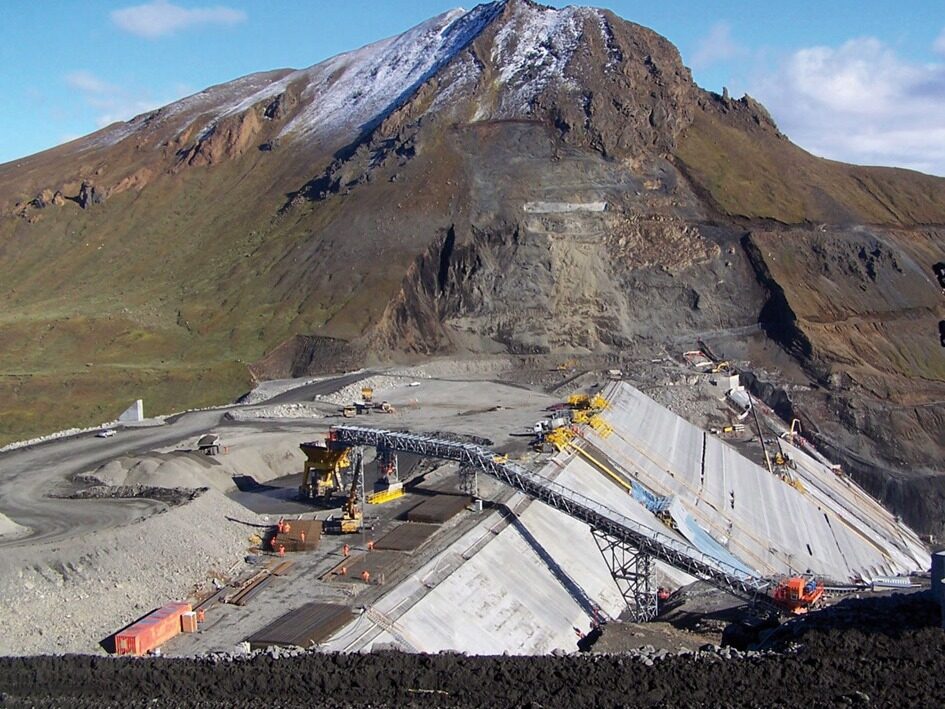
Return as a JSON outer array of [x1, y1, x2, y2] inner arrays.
[[95, 429, 117, 438]]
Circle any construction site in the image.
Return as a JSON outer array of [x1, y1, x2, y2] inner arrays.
[[0, 349, 933, 668]]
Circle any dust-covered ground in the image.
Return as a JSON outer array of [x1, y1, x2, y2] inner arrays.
[[0, 593, 941, 708]]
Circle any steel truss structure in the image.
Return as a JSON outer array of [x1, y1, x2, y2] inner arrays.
[[592, 529, 658, 621], [458, 464, 479, 498], [330, 425, 774, 612]]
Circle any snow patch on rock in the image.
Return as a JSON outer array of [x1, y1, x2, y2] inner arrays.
[[491, 3, 596, 113]]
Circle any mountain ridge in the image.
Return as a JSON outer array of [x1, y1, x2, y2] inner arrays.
[[1, 0, 944, 535]]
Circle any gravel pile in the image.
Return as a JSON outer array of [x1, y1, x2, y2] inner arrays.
[[0, 511, 27, 539], [0, 490, 263, 655], [317, 375, 405, 406], [391, 357, 515, 379], [225, 402, 322, 421]]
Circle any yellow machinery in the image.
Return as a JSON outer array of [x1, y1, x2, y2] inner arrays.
[[571, 409, 592, 424], [325, 445, 365, 534], [325, 473, 363, 534], [588, 415, 613, 437], [568, 392, 608, 412], [367, 487, 404, 505], [544, 426, 575, 452], [361, 386, 374, 403], [299, 440, 350, 500], [567, 393, 590, 408]]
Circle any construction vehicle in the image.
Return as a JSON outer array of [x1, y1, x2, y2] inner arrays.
[[324, 448, 364, 535], [298, 440, 350, 500], [567, 393, 590, 408], [361, 386, 374, 403], [771, 576, 824, 614], [341, 405, 356, 418], [710, 423, 745, 438], [567, 392, 608, 412]]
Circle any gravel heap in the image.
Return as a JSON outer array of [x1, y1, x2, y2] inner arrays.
[[0, 490, 263, 655], [225, 402, 323, 421], [318, 376, 406, 406], [0, 511, 27, 539], [390, 357, 515, 379]]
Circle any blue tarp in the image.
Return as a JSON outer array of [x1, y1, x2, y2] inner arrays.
[[631, 482, 672, 513], [669, 500, 757, 577]]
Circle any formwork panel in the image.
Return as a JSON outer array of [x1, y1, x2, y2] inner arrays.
[[273, 519, 322, 552], [247, 603, 353, 650], [405, 495, 470, 523], [375, 523, 438, 552], [326, 550, 404, 582]]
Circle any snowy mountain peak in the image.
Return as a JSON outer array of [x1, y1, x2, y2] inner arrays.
[[93, 1, 615, 152]]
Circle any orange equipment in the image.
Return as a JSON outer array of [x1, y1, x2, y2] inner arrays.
[[772, 576, 824, 614]]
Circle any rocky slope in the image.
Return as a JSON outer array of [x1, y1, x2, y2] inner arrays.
[[0, 0, 943, 532]]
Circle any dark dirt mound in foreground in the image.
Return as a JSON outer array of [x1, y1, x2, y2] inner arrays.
[[0, 594, 943, 708]]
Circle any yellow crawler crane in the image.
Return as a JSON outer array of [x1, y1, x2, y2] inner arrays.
[[544, 426, 576, 452], [588, 415, 614, 438], [299, 440, 350, 499], [571, 409, 592, 424], [567, 393, 590, 408], [589, 393, 609, 411]]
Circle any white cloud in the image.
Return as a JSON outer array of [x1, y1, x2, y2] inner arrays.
[[934, 26, 945, 55], [64, 69, 188, 128], [753, 37, 945, 176], [65, 70, 119, 95], [111, 0, 246, 39], [690, 21, 745, 70]]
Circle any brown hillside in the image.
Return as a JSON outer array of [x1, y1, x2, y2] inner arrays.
[[1, 0, 944, 534]]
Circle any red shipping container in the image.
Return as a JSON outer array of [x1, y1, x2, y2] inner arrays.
[[181, 611, 198, 633], [114, 602, 192, 656]]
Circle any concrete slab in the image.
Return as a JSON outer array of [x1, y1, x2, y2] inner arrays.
[[581, 382, 929, 581]]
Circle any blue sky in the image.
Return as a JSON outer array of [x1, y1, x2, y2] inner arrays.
[[2, 1, 944, 174]]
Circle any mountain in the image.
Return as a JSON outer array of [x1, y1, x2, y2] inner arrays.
[[1, 0, 944, 534]]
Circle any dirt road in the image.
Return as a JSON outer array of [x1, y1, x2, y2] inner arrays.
[[0, 371, 366, 548]]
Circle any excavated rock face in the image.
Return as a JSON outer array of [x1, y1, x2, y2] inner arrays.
[[0, 0, 944, 532]]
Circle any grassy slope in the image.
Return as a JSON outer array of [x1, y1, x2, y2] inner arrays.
[[0, 126, 453, 445], [675, 111, 945, 226], [0, 147, 331, 444], [4, 88, 945, 446]]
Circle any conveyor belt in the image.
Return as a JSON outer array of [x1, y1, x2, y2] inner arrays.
[[330, 425, 773, 603]]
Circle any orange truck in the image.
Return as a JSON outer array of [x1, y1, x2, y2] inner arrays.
[[114, 601, 192, 656], [772, 576, 824, 614]]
